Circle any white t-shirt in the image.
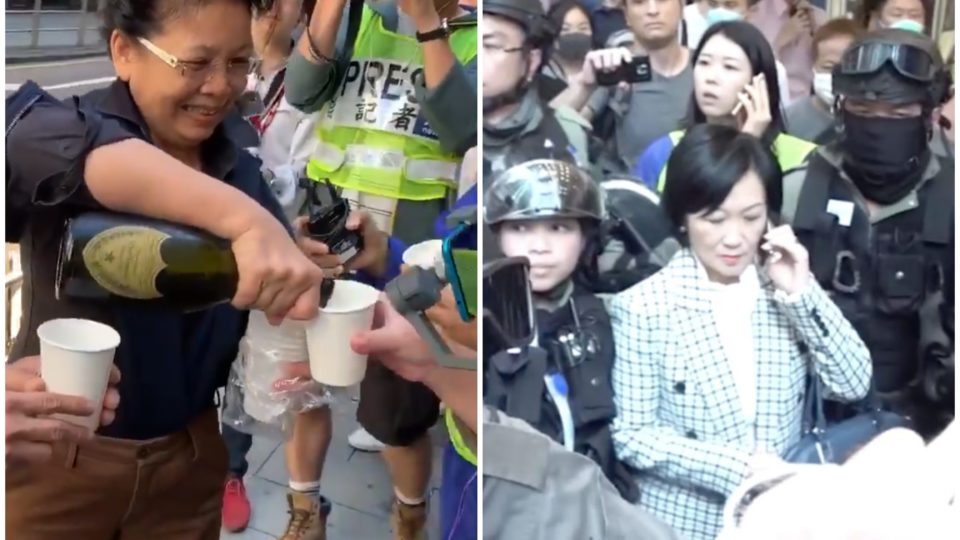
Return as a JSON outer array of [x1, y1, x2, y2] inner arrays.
[[246, 68, 320, 222], [682, 3, 709, 49]]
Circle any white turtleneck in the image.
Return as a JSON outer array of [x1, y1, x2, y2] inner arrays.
[[702, 262, 762, 423]]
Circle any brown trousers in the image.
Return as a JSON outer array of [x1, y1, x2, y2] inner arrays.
[[6, 408, 227, 540]]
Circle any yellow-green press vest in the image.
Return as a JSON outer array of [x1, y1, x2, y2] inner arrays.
[[307, 7, 478, 201]]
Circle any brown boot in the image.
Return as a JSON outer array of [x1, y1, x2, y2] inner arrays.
[[277, 491, 328, 540], [391, 499, 428, 540]]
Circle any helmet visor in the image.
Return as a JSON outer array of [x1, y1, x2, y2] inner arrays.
[[484, 160, 605, 224]]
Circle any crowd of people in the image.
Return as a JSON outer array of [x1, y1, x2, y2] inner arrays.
[[481, 0, 954, 538], [7, 0, 478, 539], [3, 0, 957, 539]]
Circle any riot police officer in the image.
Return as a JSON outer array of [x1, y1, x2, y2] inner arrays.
[[781, 28, 954, 439], [482, 0, 593, 180], [483, 158, 639, 502]]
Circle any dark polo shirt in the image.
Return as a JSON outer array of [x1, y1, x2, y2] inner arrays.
[[5, 80, 288, 440]]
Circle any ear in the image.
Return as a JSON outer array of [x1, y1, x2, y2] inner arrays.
[[526, 49, 543, 82], [109, 30, 137, 82], [930, 107, 942, 127]]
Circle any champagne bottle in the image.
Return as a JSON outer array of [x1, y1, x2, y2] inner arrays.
[[56, 212, 239, 312]]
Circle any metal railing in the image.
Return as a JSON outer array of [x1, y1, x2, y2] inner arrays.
[[7, 0, 102, 50], [5, 245, 23, 357]]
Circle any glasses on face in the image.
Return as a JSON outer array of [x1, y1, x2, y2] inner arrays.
[[483, 42, 525, 56], [137, 37, 258, 85]]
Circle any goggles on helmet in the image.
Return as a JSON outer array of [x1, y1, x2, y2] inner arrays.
[[839, 41, 940, 83]]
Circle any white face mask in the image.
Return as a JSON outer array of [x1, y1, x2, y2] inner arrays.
[[812, 70, 834, 108], [882, 19, 926, 34]]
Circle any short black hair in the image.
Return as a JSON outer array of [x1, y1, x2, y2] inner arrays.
[[661, 124, 783, 241], [100, 0, 262, 43], [687, 20, 785, 148]]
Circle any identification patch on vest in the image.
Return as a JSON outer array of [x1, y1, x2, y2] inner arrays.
[[323, 57, 439, 141], [82, 226, 169, 300]]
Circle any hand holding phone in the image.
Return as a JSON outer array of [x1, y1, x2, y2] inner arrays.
[[733, 73, 772, 138], [761, 223, 810, 295], [595, 55, 653, 87]]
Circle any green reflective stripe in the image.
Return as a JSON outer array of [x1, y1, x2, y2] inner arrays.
[[451, 248, 477, 317], [773, 133, 818, 171], [308, 5, 477, 202], [657, 131, 818, 193], [445, 408, 476, 465]]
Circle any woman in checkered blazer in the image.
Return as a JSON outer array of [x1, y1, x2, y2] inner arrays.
[[608, 125, 872, 540]]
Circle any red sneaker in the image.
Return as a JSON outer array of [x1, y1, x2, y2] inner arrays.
[[222, 475, 252, 532]]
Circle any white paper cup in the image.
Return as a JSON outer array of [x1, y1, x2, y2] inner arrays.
[[305, 280, 380, 387], [37, 318, 121, 432], [402, 240, 443, 270]]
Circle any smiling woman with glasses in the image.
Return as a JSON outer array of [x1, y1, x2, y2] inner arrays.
[[3, 0, 328, 538], [99, 0, 260, 163]]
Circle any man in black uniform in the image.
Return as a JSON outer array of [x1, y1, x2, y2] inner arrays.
[[781, 28, 954, 439], [482, 0, 592, 180]]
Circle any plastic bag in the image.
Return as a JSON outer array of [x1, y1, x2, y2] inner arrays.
[[220, 312, 343, 439]]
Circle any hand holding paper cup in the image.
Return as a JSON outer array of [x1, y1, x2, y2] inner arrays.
[[36, 318, 121, 432], [402, 240, 443, 271], [305, 280, 380, 387]]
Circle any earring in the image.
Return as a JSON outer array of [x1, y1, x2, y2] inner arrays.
[[678, 226, 687, 233]]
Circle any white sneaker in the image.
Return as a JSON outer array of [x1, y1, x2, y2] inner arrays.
[[348, 427, 386, 452]]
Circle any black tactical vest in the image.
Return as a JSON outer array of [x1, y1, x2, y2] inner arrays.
[[792, 154, 954, 426], [484, 290, 639, 503]]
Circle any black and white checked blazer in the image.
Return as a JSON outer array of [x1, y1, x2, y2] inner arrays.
[[609, 249, 872, 540]]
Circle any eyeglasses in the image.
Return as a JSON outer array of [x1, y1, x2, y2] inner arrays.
[[482, 42, 526, 56], [137, 37, 259, 85]]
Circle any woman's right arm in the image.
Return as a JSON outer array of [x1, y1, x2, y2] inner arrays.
[[610, 289, 752, 498], [5, 83, 322, 321]]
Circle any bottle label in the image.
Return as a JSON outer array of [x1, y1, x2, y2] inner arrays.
[[81, 226, 169, 299]]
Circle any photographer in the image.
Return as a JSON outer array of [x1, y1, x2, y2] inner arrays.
[[552, 0, 693, 173]]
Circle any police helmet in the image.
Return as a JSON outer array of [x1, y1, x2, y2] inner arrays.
[[833, 28, 950, 108], [591, 178, 680, 293], [483, 0, 556, 47], [484, 159, 605, 225]]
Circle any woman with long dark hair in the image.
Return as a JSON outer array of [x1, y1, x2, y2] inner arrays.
[[633, 20, 816, 192]]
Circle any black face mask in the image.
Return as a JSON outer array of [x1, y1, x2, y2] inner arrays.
[[840, 111, 930, 204], [555, 32, 592, 64]]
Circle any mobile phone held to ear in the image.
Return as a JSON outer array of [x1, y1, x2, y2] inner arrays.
[[759, 217, 784, 267], [596, 56, 653, 87]]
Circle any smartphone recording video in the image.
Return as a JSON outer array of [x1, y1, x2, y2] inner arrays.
[[483, 257, 535, 353], [596, 56, 653, 87]]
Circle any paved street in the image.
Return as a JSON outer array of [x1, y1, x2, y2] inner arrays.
[[5, 59, 445, 540], [5, 55, 114, 98]]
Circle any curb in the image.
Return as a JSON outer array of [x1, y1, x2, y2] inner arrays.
[[7, 47, 107, 65]]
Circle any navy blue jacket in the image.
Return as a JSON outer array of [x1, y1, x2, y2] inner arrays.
[[6, 80, 290, 439]]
